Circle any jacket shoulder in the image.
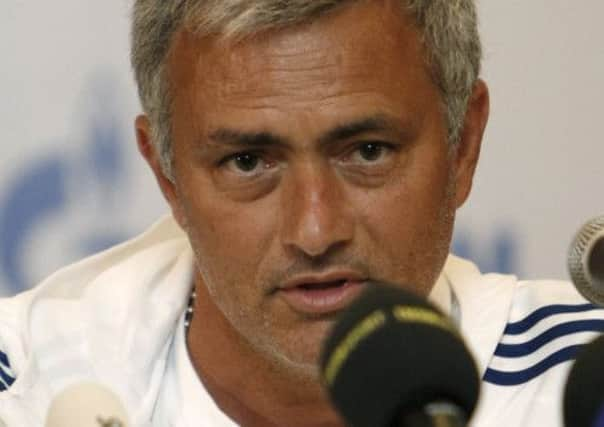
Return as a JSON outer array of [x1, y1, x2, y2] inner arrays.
[[0, 215, 187, 393], [0, 290, 37, 391], [484, 278, 604, 387]]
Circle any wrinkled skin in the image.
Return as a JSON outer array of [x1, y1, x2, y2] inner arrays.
[[136, 0, 489, 425]]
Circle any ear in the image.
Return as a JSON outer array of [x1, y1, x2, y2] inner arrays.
[[135, 115, 187, 229], [452, 79, 490, 208]]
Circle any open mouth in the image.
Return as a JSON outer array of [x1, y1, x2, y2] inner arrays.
[[279, 279, 366, 314]]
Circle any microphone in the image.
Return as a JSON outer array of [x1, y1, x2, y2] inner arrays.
[[564, 335, 604, 427], [568, 215, 604, 305], [45, 382, 130, 427], [319, 283, 479, 427]]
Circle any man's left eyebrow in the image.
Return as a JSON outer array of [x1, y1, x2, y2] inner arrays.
[[317, 115, 399, 146]]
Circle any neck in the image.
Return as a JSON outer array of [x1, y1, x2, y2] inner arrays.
[[186, 283, 344, 427]]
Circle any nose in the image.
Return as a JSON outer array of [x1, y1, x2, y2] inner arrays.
[[280, 163, 354, 258]]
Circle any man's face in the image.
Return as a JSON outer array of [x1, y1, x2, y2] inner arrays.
[[149, 0, 484, 372]]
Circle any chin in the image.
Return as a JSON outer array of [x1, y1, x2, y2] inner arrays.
[[254, 323, 332, 378], [286, 355, 321, 377]]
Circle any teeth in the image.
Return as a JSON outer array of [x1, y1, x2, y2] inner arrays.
[[301, 280, 346, 290]]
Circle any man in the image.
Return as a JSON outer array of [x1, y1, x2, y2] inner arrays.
[[0, 0, 602, 426]]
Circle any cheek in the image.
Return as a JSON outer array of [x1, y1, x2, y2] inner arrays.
[[179, 180, 279, 284], [359, 153, 452, 232], [353, 155, 455, 286]]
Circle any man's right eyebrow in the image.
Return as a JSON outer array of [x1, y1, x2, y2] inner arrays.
[[207, 128, 289, 147]]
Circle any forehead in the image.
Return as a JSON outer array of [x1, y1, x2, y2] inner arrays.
[[167, 0, 437, 131]]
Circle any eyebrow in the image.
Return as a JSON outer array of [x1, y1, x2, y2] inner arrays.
[[317, 115, 396, 146], [208, 128, 286, 147], [207, 114, 400, 149]]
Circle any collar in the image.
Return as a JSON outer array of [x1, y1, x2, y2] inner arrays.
[[441, 254, 518, 376]]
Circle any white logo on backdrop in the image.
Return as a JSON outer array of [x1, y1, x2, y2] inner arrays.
[[0, 75, 135, 294]]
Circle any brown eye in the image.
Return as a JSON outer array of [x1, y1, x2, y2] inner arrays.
[[233, 153, 260, 172], [358, 143, 384, 161]]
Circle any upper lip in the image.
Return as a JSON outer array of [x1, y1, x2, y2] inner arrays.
[[279, 270, 367, 290]]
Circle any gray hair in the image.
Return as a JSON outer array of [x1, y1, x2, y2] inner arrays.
[[131, 0, 482, 180]]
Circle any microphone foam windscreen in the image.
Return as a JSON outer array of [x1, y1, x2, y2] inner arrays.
[[564, 335, 604, 427], [45, 382, 130, 427], [568, 215, 604, 305], [319, 283, 479, 427]]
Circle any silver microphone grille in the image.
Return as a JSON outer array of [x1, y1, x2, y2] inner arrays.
[[568, 215, 604, 306]]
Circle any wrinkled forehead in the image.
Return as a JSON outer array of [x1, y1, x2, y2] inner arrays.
[[166, 0, 431, 110]]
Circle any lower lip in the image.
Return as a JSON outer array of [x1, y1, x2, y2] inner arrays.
[[278, 280, 367, 315]]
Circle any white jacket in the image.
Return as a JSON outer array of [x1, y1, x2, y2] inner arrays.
[[0, 216, 601, 426]]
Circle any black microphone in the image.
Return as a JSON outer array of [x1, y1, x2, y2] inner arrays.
[[564, 335, 604, 427], [319, 283, 479, 427], [568, 215, 604, 305]]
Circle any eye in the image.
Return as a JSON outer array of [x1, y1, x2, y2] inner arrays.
[[231, 153, 260, 172], [217, 150, 282, 184], [349, 141, 395, 164], [211, 150, 281, 199], [218, 151, 270, 175], [357, 142, 385, 161]]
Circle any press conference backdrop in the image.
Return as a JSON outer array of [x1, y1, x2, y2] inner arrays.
[[0, 1, 602, 295]]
